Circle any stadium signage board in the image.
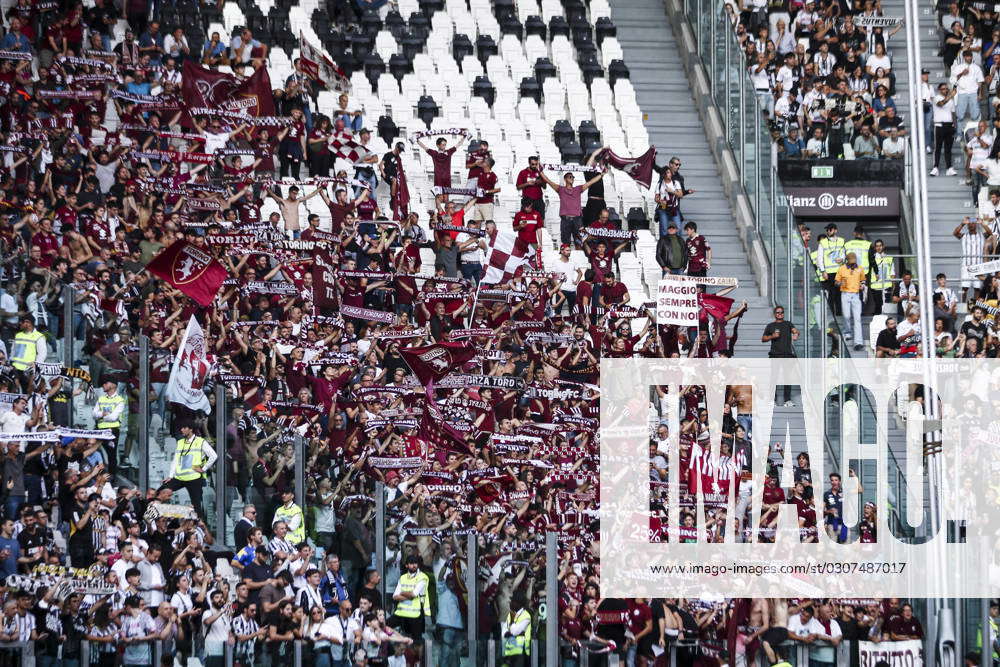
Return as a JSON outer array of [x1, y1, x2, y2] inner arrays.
[[784, 186, 900, 217]]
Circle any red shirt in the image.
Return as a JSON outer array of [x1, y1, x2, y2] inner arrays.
[[589, 253, 612, 281], [476, 171, 498, 203], [627, 600, 652, 635], [600, 281, 627, 305], [31, 231, 59, 266], [512, 210, 542, 245], [516, 167, 544, 200], [428, 147, 456, 187]]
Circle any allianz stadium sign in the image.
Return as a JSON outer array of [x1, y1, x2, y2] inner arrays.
[[783, 186, 900, 217]]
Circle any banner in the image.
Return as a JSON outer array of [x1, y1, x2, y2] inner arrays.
[[854, 15, 902, 26], [597, 146, 657, 188], [165, 316, 212, 412], [401, 342, 477, 386], [143, 502, 199, 521], [582, 227, 638, 241], [299, 32, 350, 92], [966, 258, 1000, 275], [181, 60, 276, 120], [146, 240, 228, 307], [857, 640, 923, 666], [436, 374, 526, 391], [340, 304, 396, 323], [656, 275, 700, 326]]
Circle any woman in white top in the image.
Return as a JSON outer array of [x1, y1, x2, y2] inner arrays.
[[170, 575, 199, 666], [974, 144, 1000, 204], [865, 42, 892, 77]]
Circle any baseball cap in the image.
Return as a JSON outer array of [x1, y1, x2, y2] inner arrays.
[[560, 243, 571, 250], [921, 68, 930, 74], [824, 223, 838, 230]]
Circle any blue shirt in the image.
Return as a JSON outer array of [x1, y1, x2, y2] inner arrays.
[[0, 32, 31, 52], [783, 137, 805, 157], [435, 569, 464, 630], [0, 536, 19, 578], [234, 545, 256, 567]]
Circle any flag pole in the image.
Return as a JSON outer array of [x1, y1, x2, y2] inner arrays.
[[468, 280, 482, 328]]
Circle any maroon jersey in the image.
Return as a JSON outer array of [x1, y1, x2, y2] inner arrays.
[[589, 254, 612, 281], [428, 147, 456, 187], [686, 235, 710, 273]]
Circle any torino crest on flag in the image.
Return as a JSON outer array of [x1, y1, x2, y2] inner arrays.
[[165, 316, 213, 413]]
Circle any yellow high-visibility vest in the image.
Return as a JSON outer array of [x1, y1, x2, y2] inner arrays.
[[818, 236, 846, 275], [502, 608, 532, 656], [870, 254, 895, 290], [394, 570, 431, 618], [95, 393, 125, 428], [273, 503, 305, 544], [172, 436, 207, 481], [10, 329, 43, 371], [844, 239, 872, 272]]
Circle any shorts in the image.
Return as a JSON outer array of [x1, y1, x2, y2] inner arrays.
[[388, 613, 426, 639], [472, 203, 494, 221], [762, 627, 788, 646], [961, 262, 979, 288]]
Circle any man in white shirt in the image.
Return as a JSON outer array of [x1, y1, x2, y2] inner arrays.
[[162, 27, 189, 59], [788, 605, 826, 645], [805, 126, 828, 159], [202, 589, 232, 660], [931, 82, 958, 176], [950, 50, 985, 123], [553, 243, 583, 316], [967, 119, 993, 202], [941, 1, 963, 31], [138, 544, 166, 606], [775, 53, 799, 93], [329, 599, 362, 663], [882, 126, 906, 159], [772, 19, 796, 55], [0, 396, 36, 433]]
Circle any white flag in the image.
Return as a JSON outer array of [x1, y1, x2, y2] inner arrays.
[[165, 315, 212, 412]]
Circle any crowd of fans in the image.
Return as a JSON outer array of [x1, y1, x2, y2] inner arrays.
[[0, 0, 982, 665]]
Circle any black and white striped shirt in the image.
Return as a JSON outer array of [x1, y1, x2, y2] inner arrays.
[[232, 614, 259, 662]]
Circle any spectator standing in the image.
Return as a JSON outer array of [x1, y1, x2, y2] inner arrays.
[[955, 217, 993, 302], [654, 164, 684, 236], [418, 134, 468, 188], [951, 50, 985, 123], [835, 252, 866, 350], [160, 422, 218, 520], [656, 222, 687, 276], [932, 82, 959, 176], [761, 305, 799, 405], [515, 156, 547, 216], [539, 169, 604, 247], [818, 224, 846, 315], [683, 222, 711, 277]]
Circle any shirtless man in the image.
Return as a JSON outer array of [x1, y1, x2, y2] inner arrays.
[[761, 598, 790, 665], [266, 185, 321, 238]]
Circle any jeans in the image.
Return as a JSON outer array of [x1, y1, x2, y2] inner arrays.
[[756, 90, 774, 117], [956, 92, 980, 122], [923, 106, 933, 149], [438, 626, 463, 667], [4, 495, 24, 521], [559, 214, 583, 245], [840, 291, 863, 346], [461, 262, 483, 285], [655, 207, 681, 237], [560, 290, 577, 315]]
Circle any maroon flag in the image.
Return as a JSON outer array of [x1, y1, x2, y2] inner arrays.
[[727, 598, 752, 664], [182, 61, 276, 120], [312, 250, 339, 310], [329, 131, 372, 163], [401, 342, 477, 387], [146, 240, 228, 307], [699, 293, 734, 322], [598, 146, 657, 188], [299, 32, 350, 93], [392, 160, 410, 221], [419, 385, 473, 455]]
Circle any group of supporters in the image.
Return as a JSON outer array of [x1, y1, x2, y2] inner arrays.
[[0, 0, 990, 665]]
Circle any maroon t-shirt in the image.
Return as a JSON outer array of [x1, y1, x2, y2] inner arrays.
[[516, 167, 544, 200], [428, 147, 456, 187], [476, 171, 498, 203], [686, 235, 710, 272], [600, 281, 627, 305], [589, 254, 612, 281], [328, 201, 356, 233]]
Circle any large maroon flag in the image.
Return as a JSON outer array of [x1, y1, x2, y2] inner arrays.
[[598, 146, 657, 188], [182, 61, 276, 118], [401, 342, 477, 387], [146, 240, 228, 307], [419, 384, 473, 455]]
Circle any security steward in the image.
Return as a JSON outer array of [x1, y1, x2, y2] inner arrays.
[[160, 422, 217, 519], [390, 555, 431, 660], [92, 377, 125, 478], [10, 315, 46, 392], [502, 591, 532, 666]]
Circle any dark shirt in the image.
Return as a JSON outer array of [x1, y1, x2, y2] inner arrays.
[[875, 327, 900, 352], [764, 320, 796, 356]]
